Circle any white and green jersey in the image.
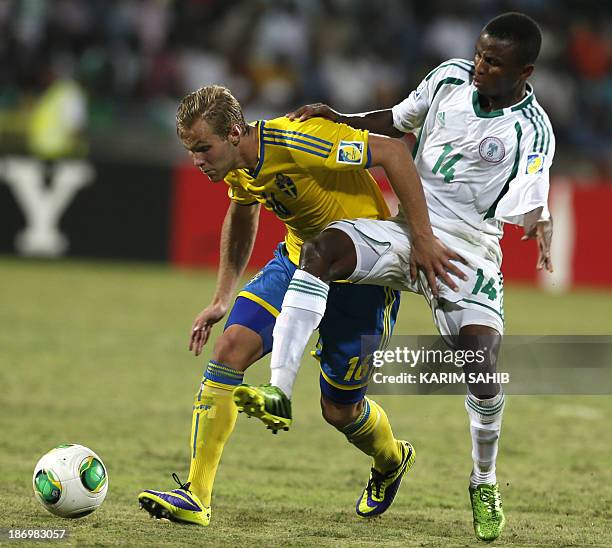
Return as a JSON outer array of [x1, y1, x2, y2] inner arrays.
[[392, 58, 555, 243]]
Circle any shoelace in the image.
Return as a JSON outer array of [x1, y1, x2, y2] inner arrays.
[[366, 448, 406, 501], [478, 487, 501, 518], [172, 472, 192, 493], [367, 468, 386, 499]]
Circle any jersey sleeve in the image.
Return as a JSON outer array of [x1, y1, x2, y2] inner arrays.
[[269, 117, 371, 172], [224, 173, 258, 206], [392, 58, 474, 133], [494, 123, 556, 226]]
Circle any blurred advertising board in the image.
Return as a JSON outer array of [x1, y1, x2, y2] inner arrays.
[[1, 157, 610, 289]]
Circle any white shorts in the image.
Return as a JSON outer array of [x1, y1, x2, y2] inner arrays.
[[327, 217, 505, 337]]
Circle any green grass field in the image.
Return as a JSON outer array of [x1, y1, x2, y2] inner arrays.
[[1, 257, 610, 547]]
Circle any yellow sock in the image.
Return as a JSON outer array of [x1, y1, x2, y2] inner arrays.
[[187, 361, 244, 506], [341, 398, 403, 474]]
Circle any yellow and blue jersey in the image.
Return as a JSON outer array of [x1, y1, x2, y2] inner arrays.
[[222, 116, 399, 403], [225, 116, 390, 264]]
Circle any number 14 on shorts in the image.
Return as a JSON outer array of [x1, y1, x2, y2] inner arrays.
[[471, 268, 498, 301], [455, 263, 505, 329]]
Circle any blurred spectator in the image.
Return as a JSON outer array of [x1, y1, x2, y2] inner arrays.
[[567, 16, 612, 176], [422, 9, 481, 63], [28, 59, 88, 159], [0, 0, 610, 175], [568, 18, 610, 81]]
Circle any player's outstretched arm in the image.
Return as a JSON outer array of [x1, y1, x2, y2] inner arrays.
[[368, 134, 467, 296], [189, 201, 261, 356], [522, 207, 554, 273], [286, 103, 403, 138]]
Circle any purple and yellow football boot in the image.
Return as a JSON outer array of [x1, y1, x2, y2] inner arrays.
[[356, 441, 415, 518], [138, 474, 210, 526]]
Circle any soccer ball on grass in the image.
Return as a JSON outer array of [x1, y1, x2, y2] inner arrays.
[[33, 444, 108, 518]]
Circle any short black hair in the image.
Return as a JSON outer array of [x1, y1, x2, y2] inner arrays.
[[483, 12, 542, 65]]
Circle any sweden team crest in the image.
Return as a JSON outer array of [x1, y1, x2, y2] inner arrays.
[[275, 173, 298, 198], [337, 141, 364, 164]]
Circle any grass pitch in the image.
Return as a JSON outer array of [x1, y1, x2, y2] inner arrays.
[[0, 257, 610, 547]]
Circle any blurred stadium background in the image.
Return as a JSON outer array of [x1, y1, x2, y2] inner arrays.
[[0, 0, 611, 289], [1, 1, 611, 545]]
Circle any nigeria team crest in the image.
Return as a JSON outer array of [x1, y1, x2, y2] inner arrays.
[[479, 137, 505, 163]]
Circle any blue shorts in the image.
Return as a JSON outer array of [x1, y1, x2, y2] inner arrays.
[[225, 244, 400, 404]]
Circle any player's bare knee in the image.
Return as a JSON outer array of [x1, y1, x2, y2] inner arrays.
[[299, 238, 332, 281], [460, 325, 502, 398], [212, 326, 261, 371], [320, 396, 362, 429], [300, 229, 356, 282]]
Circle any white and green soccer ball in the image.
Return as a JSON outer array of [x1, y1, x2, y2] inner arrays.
[[33, 444, 108, 518]]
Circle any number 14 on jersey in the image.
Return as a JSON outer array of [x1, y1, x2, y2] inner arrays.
[[432, 143, 463, 183]]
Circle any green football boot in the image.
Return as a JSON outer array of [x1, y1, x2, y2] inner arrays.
[[356, 441, 416, 517], [469, 483, 506, 541], [233, 383, 292, 433]]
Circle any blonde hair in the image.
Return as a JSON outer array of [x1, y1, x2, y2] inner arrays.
[[176, 85, 247, 139]]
